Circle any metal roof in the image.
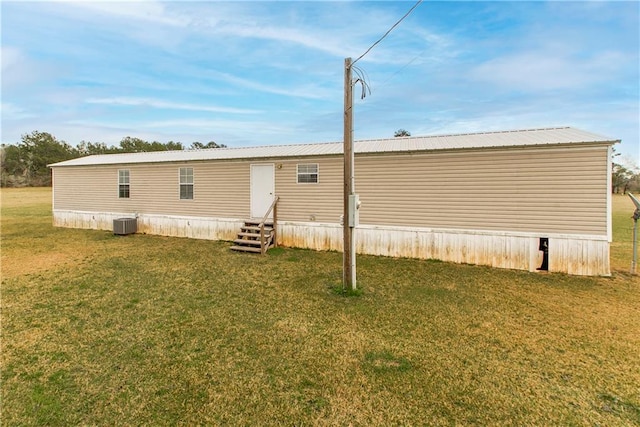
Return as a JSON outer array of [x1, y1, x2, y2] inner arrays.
[[49, 126, 618, 167]]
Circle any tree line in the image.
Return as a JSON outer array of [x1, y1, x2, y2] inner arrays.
[[1, 131, 226, 187]]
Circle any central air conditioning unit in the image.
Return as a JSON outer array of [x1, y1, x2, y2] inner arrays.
[[113, 218, 137, 235]]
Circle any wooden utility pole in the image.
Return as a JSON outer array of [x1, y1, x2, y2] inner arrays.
[[343, 57, 356, 290]]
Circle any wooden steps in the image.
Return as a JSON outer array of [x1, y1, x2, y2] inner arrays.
[[230, 220, 275, 254]]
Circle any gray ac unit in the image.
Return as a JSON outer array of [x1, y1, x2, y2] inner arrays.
[[113, 218, 137, 235]]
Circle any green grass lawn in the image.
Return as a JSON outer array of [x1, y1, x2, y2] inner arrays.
[[2, 188, 639, 426], [611, 193, 637, 272]]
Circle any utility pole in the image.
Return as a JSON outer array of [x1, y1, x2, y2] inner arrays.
[[339, 2, 420, 290], [343, 57, 356, 291]]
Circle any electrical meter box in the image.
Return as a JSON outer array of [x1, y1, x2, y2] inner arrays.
[[348, 194, 361, 227]]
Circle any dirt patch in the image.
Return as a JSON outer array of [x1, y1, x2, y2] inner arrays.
[[1, 250, 78, 279]]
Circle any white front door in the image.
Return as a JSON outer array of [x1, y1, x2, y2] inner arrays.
[[250, 164, 275, 219]]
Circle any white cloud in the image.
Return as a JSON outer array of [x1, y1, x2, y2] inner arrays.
[[85, 97, 261, 114], [0, 46, 37, 88], [469, 50, 629, 92], [209, 21, 353, 60], [67, 0, 188, 27], [207, 71, 337, 101], [137, 118, 291, 135], [0, 103, 35, 121], [47, 1, 354, 58], [1, 46, 23, 71]]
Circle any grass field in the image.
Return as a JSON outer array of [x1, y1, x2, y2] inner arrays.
[[2, 187, 639, 426]]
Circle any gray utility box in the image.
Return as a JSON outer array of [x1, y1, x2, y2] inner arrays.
[[113, 218, 137, 235]]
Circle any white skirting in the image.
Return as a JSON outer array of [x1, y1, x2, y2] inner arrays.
[[278, 221, 610, 276], [53, 210, 610, 276], [52, 210, 241, 241]]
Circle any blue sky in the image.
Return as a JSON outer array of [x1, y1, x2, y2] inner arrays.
[[1, 1, 638, 163]]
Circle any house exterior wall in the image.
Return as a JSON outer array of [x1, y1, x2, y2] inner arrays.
[[51, 143, 611, 275], [271, 144, 609, 235], [53, 160, 250, 218], [274, 157, 342, 223], [357, 144, 609, 235]]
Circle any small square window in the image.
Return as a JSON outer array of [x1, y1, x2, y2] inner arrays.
[[297, 163, 318, 184]]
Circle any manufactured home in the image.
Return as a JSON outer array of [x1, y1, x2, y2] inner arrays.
[[49, 127, 618, 276]]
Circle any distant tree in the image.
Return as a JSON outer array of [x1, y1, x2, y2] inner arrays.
[[611, 147, 640, 194], [18, 131, 77, 186], [77, 141, 120, 156], [629, 173, 640, 194], [612, 163, 633, 194], [190, 141, 227, 149], [164, 140, 184, 151], [1, 144, 26, 187], [119, 137, 151, 153], [119, 137, 183, 152], [394, 129, 411, 137]]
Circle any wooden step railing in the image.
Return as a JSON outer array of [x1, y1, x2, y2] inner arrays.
[[258, 196, 279, 254], [230, 196, 279, 254]]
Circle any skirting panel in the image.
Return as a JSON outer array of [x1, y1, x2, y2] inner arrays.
[[52, 210, 241, 241], [53, 211, 610, 276], [278, 221, 610, 276]]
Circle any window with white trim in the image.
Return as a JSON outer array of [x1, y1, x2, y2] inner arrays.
[[179, 167, 194, 199], [297, 163, 318, 184], [118, 170, 130, 198]]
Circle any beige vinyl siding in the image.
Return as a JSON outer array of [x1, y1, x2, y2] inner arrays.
[[272, 144, 608, 236], [274, 157, 343, 223], [53, 160, 250, 218], [356, 145, 609, 235]]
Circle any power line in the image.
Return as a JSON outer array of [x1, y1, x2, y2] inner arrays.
[[378, 47, 428, 88], [352, 0, 424, 66]]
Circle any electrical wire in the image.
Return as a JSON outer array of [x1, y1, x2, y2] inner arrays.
[[378, 47, 428, 87], [352, 0, 424, 66], [352, 65, 372, 99]]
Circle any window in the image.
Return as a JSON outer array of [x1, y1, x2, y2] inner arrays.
[[179, 167, 194, 199], [118, 170, 130, 198], [297, 163, 318, 184]]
